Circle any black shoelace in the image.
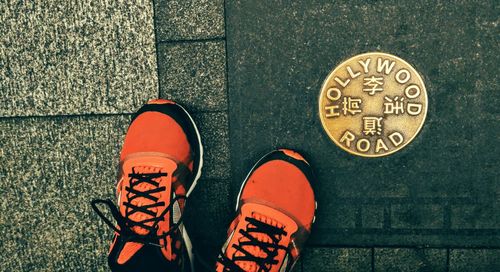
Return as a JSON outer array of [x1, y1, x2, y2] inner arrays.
[[218, 216, 289, 272], [91, 168, 186, 247]]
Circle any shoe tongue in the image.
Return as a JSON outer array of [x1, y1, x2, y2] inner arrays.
[[115, 155, 179, 265], [235, 212, 286, 272], [129, 165, 170, 235], [120, 155, 178, 236]]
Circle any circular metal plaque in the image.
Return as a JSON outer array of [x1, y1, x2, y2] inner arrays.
[[319, 52, 427, 157]]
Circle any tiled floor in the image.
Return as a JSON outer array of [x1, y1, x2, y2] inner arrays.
[[224, 0, 500, 271], [0, 0, 498, 271]]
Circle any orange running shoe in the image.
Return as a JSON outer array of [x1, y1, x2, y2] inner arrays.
[[216, 149, 316, 272], [91, 99, 203, 272]]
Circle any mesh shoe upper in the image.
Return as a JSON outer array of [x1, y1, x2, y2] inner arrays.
[[92, 99, 202, 272], [216, 149, 316, 272]]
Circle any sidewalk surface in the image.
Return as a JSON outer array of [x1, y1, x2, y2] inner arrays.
[[0, 0, 498, 271]]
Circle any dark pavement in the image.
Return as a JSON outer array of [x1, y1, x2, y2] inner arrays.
[[0, 0, 498, 271]]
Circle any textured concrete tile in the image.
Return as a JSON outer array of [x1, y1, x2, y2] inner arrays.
[[159, 41, 227, 112], [226, 0, 499, 246], [375, 248, 446, 272], [193, 112, 230, 179], [450, 249, 500, 272], [362, 205, 384, 229], [451, 202, 500, 229], [0, 1, 157, 117], [474, 1, 500, 92], [155, 0, 225, 41], [391, 204, 444, 229], [0, 115, 130, 271], [184, 179, 232, 270], [302, 247, 372, 272], [319, 203, 357, 229], [0, 112, 228, 271]]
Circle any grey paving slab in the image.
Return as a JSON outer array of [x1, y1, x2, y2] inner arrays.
[[155, 0, 225, 41], [0, 1, 158, 117], [362, 205, 384, 229], [449, 249, 500, 272], [391, 204, 444, 229], [451, 202, 500, 229], [226, 0, 500, 247], [184, 179, 232, 271], [474, 1, 499, 92], [320, 203, 357, 229], [375, 248, 446, 272], [0, 115, 130, 271], [193, 112, 230, 180], [302, 247, 372, 272], [0, 110, 229, 270], [158, 41, 227, 112]]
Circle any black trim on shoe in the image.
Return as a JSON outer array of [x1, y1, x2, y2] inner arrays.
[[235, 149, 316, 211], [255, 150, 316, 185], [108, 233, 192, 272]]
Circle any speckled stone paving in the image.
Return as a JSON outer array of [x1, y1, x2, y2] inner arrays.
[[154, 0, 225, 41], [158, 41, 227, 112], [0, 116, 128, 271], [0, 1, 158, 116], [1, 0, 499, 271], [0, 112, 230, 271]]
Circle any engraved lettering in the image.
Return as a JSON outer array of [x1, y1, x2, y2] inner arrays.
[[363, 76, 384, 95], [363, 116, 383, 136], [334, 77, 350, 88], [389, 132, 404, 147], [383, 96, 405, 115], [326, 88, 341, 101], [356, 139, 370, 152], [377, 58, 395, 75], [324, 105, 340, 118], [407, 103, 422, 115], [375, 139, 389, 153], [319, 53, 427, 157], [342, 96, 362, 115], [395, 69, 411, 84], [358, 58, 371, 73], [340, 130, 355, 147], [405, 84, 421, 99], [347, 66, 361, 79]]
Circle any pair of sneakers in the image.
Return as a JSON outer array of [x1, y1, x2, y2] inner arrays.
[[91, 99, 316, 272]]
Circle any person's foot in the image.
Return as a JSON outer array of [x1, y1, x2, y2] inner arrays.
[[216, 149, 316, 272], [91, 99, 203, 272]]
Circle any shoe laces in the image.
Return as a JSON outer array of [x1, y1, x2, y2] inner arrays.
[[219, 213, 289, 272], [91, 166, 186, 247]]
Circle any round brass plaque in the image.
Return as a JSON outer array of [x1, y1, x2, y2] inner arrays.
[[319, 52, 427, 157]]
